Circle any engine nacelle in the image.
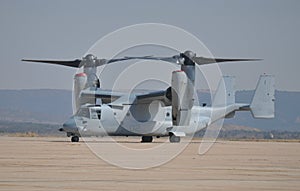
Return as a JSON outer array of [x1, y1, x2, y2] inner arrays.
[[73, 73, 87, 112], [171, 70, 193, 126]]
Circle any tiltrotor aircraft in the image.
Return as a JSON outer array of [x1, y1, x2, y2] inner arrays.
[[22, 51, 275, 143]]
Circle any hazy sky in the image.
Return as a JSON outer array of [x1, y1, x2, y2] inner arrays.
[[0, 0, 299, 91]]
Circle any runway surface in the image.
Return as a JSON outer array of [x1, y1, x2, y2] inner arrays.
[[0, 136, 299, 191]]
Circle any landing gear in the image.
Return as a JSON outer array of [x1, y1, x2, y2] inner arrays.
[[141, 136, 153, 143], [169, 134, 180, 143], [71, 136, 79, 142]]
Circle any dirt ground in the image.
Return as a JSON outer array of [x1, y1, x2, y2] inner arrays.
[[0, 136, 299, 191]]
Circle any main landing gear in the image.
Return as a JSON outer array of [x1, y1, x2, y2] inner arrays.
[[141, 136, 153, 143], [140, 135, 181, 143], [71, 136, 79, 142], [169, 134, 180, 143]]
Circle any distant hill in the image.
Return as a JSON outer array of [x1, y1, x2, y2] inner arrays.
[[0, 89, 299, 132], [0, 120, 62, 136], [0, 89, 72, 124]]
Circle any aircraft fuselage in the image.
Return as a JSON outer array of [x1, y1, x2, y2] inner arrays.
[[62, 103, 209, 138]]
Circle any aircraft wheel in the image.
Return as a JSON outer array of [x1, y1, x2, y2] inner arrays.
[[71, 136, 79, 142], [169, 135, 180, 143], [141, 136, 153, 143]]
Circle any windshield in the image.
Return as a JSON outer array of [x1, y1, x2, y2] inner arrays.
[[91, 108, 101, 119]]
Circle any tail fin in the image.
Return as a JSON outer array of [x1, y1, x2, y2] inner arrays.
[[212, 76, 236, 107], [250, 75, 275, 118]]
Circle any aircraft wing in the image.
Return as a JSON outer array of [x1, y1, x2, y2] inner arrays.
[[80, 88, 171, 106], [80, 88, 125, 104], [135, 89, 171, 106]]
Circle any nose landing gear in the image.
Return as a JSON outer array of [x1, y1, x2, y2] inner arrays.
[[71, 136, 79, 142]]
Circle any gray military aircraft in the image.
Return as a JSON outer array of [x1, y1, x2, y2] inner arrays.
[[22, 51, 275, 143]]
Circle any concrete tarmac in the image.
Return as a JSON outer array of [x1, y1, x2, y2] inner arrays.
[[0, 136, 299, 191]]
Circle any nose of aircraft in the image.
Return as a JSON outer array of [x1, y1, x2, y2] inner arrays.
[[61, 117, 78, 133]]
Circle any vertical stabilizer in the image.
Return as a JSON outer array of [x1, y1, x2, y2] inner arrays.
[[212, 76, 236, 107], [250, 75, 275, 118]]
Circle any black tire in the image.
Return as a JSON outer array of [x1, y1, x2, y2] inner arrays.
[[141, 136, 153, 143], [71, 136, 79, 142], [169, 135, 180, 143]]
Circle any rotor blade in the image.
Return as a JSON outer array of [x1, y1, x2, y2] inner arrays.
[[107, 56, 178, 64], [192, 57, 262, 65], [107, 57, 136, 64], [114, 56, 180, 64], [21, 59, 82, 68], [95, 57, 149, 67], [108, 55, 261, 66]]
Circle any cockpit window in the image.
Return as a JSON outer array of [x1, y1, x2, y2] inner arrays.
[[76, 108, 90, 118], [91, 108, 101, 119]]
